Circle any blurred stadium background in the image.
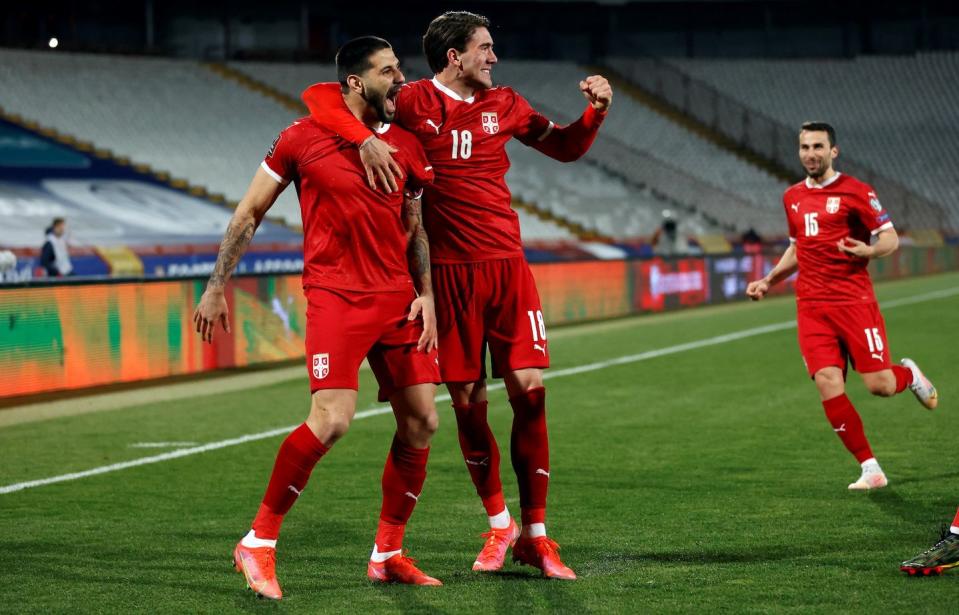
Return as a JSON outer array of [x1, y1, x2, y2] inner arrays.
[[2, 0, 957, 398], [1, 2, 958, 609]]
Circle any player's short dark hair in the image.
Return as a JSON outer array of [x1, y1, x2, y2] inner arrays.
[[800, 121, 837, 147], [52, 217, 65, 227], [335, 36, 393, 88], [422, 11, 490, 74]]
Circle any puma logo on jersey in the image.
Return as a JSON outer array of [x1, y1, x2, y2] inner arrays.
[[425, 119, 442, 134], [790, 203, 800, 212], [871, 352, 884, 362], [533, 343, 547, 355]]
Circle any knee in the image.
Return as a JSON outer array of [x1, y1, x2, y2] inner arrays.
[[399, 408, 439, 448], [448, 380, 486, 406], [866, 377, 896, 397], [308, 401, 352, 444], [814, 371, 844, 399], [412, 409, 439, 439]]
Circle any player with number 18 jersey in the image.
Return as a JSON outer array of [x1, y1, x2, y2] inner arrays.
[[301, 11, 613, 579]]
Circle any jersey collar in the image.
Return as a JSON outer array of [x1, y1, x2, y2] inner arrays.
[[431, 77, 475, 104], [805, 172, 842, 189]]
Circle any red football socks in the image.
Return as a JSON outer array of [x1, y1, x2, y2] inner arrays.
[[453, 400, 505, 516], [252, 423, 329, 540], [510, 387, 550, 526], [891, 364, 914, 394], [376, 435, 430, 552], [822, 394, 874, 463]]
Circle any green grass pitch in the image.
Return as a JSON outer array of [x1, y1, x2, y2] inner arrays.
[[2, 272, 957, 613]]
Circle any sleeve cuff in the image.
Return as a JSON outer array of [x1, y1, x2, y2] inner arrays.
[[871, 221, 894, 235], [260, 160, 288, 185]]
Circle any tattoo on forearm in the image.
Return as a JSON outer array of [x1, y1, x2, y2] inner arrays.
[[208, 219, 255, 288], [410, 226, 431, 292], [404, 196, 431, 293]]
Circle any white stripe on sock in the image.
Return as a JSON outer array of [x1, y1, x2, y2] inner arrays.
[[489, 508, 511, 529], [370, 545, 402, 563], [523, 523, 546, 538], [240, 529, 277, 549]]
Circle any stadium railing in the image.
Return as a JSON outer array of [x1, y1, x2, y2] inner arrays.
[[605, 56, 949, 232]]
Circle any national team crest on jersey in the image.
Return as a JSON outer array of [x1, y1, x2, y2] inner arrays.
[[312, 353, 329, 380], [481, 112, 499, 135], [825, 197, 841, 214]]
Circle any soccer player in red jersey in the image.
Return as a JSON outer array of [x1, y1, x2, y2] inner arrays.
[[900, 506, 959, 575], [747, 122, 938, 491], [193, 37, 444, 598], [299, 11, 612, 579]]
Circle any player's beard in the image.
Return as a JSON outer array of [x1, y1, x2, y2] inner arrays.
[[805, 158, 831, 179], [363, 83, 400, 124]]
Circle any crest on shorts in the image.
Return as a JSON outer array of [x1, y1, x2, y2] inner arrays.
[[312, 353, 329, 380], [825, 197, 841, 214], [481, 112, 499, 134]]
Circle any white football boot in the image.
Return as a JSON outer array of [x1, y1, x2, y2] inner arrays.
[[901, 358, 938, 410], [849, 460, 888, 491]]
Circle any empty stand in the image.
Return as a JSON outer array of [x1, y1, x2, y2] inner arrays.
[[609, 54, 958, 230], [0, 49, 303, 225]]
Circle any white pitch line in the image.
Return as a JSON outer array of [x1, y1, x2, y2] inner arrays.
[[129, 442, 199, 449], [3, 285, 956, 496]]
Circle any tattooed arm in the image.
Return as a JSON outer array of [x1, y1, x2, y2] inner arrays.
[[403, 192, 437, 353], [193, 166, 286, 343]]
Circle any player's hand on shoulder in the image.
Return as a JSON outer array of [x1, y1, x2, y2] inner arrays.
[[359, 136, 403, 193], [745, 279, 769, 301], [579, 75, 612, 113], [837, 237, 873, 258], [193, 288, 231, 344]]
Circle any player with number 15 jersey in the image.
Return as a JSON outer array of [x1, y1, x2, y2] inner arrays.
[[747, 122, 938, 493]]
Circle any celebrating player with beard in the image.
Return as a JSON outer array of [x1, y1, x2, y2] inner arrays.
[[300, 11, 612, 579], [194, 36, 444, 598]]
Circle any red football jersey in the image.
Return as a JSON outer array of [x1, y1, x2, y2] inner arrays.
[[783, 173, 894, 305], [391, 78, 553, 263], [262, 117, 433, 292]]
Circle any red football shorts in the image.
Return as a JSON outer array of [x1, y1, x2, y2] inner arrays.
[[796, 301, 893, 378], [304, 287, 440, 400], [432, 257, 549, 382]]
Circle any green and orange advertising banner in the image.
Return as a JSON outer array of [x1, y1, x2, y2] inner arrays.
[[2, 246, 956, 400]]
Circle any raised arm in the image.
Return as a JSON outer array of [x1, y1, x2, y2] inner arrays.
[[403, 193, 436, 353], [530, 75, 612, 163], [301, 82, 403, 192], [193, 166, 286, 342], [746, 243, 799, 301]]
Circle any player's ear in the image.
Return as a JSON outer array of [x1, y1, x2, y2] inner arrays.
[[446, 48, 460, 70], [346, 74, 364, 95]]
